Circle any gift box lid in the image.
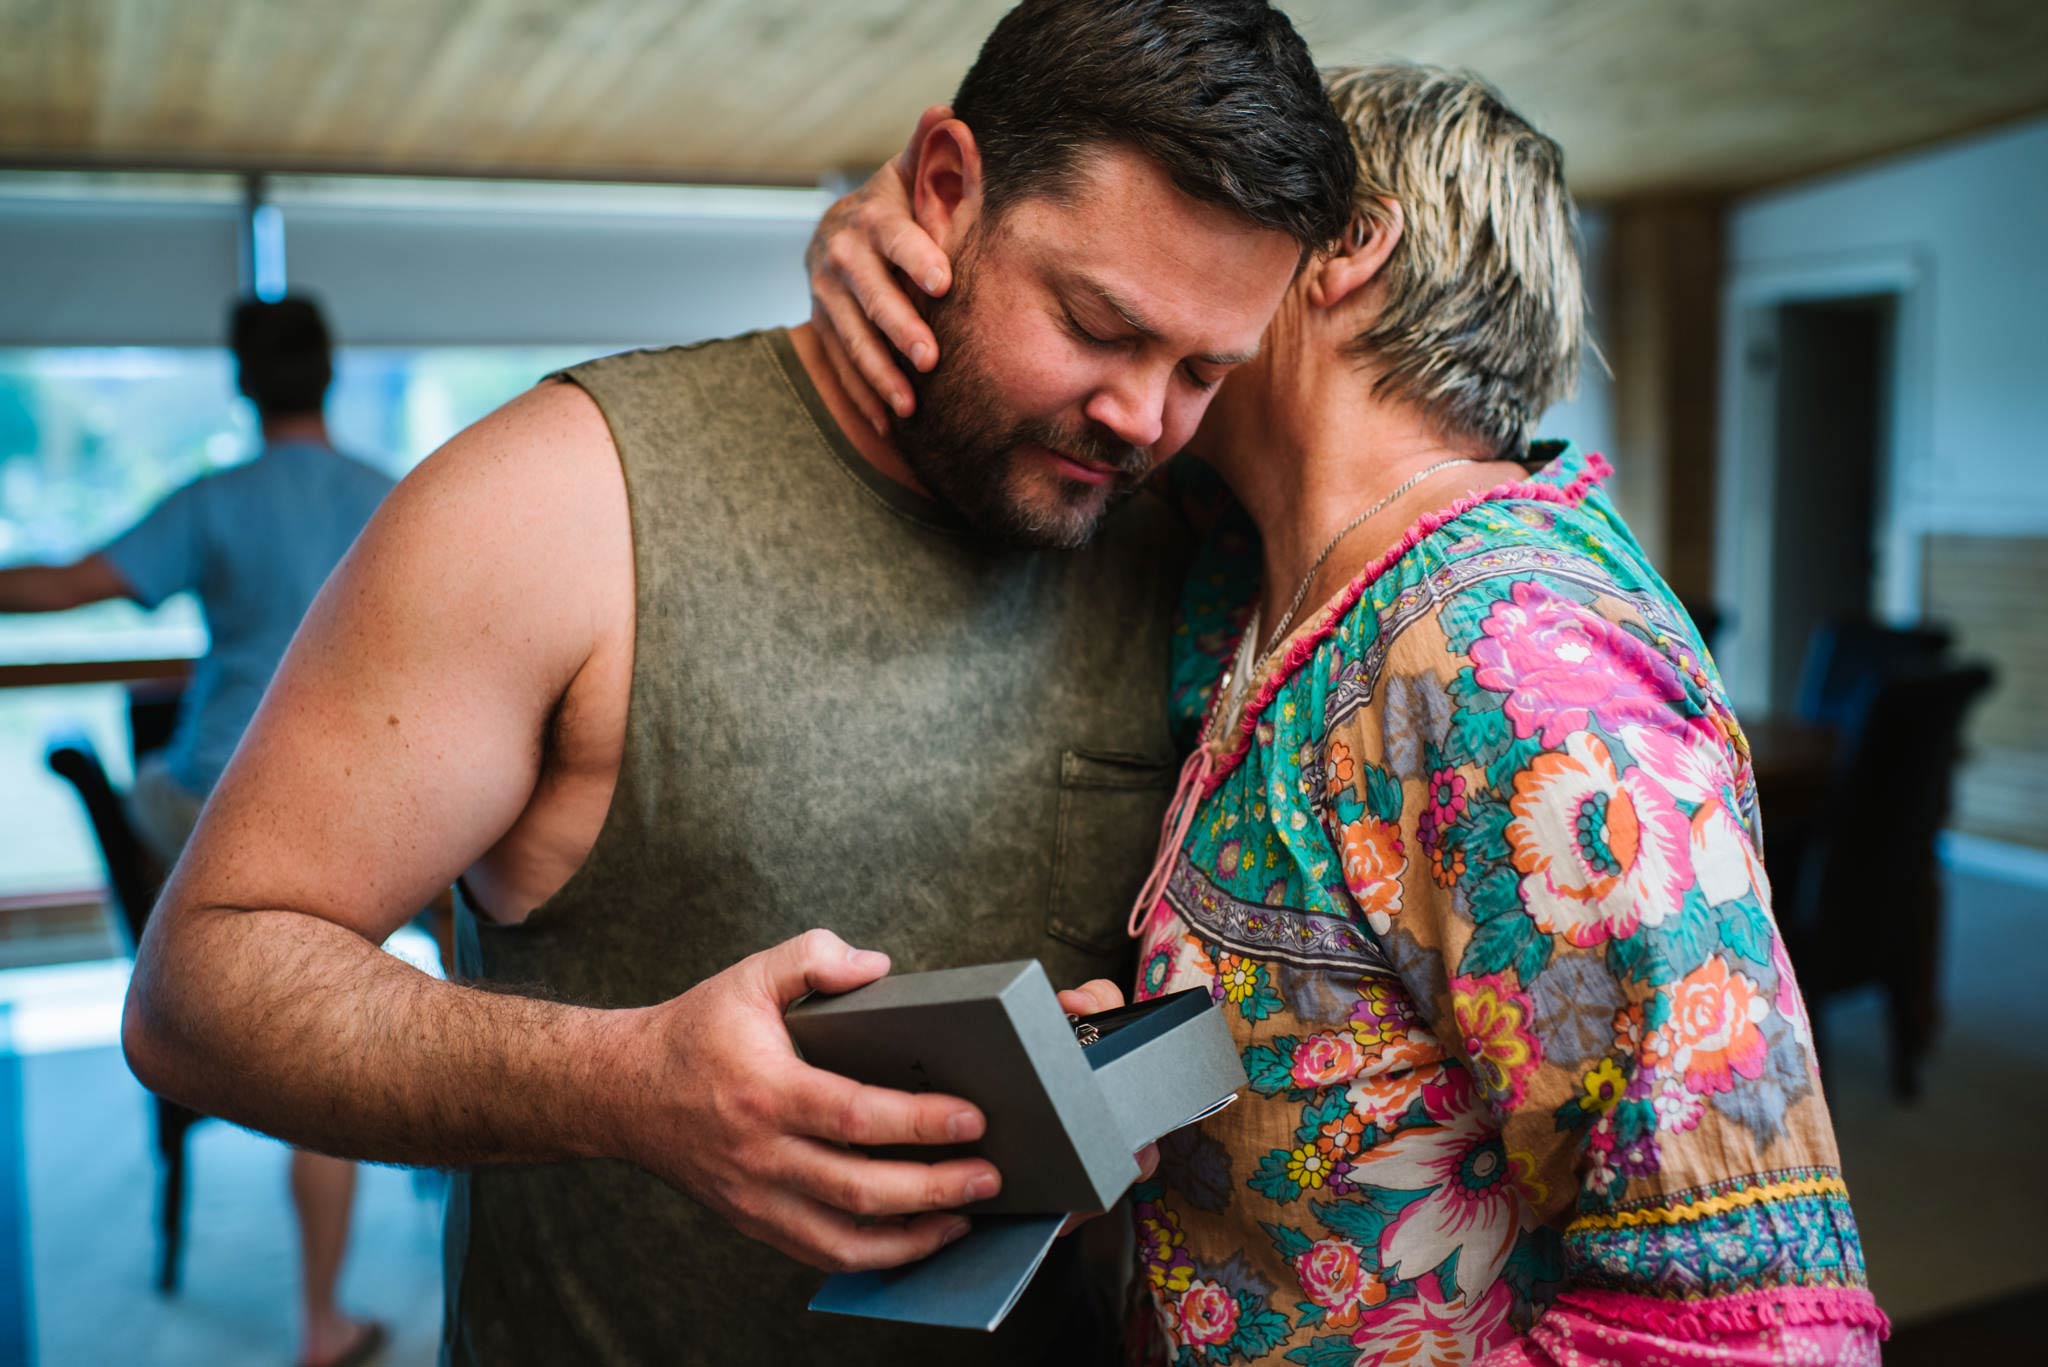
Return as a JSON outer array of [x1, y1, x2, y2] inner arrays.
[[787, 958, 1246, 1331]]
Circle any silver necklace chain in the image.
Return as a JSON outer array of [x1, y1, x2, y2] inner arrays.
[[1214, 456, 1485, 730], [1258, 456, 1484, 657]]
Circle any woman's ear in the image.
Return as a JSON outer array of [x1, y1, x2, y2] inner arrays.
[[1307, 199, 1404, 311], [910, 118, 983, 254]]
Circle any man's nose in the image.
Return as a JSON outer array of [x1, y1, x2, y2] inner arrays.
[[1083, 366, 1168, 452]]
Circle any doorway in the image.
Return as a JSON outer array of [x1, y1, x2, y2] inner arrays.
[[1763, 294, 1897, 712]]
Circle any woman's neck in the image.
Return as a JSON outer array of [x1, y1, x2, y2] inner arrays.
[[1201, 373, 1505, 655]]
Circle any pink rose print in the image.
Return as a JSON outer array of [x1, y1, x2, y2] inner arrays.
[[1296, 1238, 1366, 1314], [1176, 1279, 1240, 1347], [1656, 955, 1772, 1096], [1351, 1274, 1519, 1366], [1292, 1029, 1369, 1089], [1471, 581, 1688, 747]]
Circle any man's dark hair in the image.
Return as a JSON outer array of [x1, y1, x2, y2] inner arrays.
[[952, 0, 1356, 255], [229, 295, 333, 417]]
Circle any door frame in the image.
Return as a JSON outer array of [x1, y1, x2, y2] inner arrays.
[[1712, 247, 1933, 712]]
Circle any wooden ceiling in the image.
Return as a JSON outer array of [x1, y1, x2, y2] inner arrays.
[[3, 0, 2045, 199]]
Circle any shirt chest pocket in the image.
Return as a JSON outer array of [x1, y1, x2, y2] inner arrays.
[[1048, 748, 1176, 957]]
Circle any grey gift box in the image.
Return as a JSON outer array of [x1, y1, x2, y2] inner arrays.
[[785, 959, 1246, 1330]]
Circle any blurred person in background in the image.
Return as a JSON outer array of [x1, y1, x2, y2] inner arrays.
[[810, 62, 1887, 1366], [0, 294, 392, 1367], [119, 3, 1358, 1364]]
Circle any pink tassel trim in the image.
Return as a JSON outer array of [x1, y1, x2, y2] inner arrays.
[[1126, 745, 1216, 938], [1199, 453, 1612, 797], [1552, 1285, 1891, 1341]]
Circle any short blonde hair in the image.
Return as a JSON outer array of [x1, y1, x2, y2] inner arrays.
[[1322, 64, 1585, 454]]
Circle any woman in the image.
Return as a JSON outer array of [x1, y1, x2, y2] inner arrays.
[[811, 65, 1886, 1366]]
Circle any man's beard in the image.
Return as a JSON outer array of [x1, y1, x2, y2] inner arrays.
[[892, 269, 1152, 550]]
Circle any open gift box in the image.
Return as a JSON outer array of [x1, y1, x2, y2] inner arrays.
[[785, 958, 1246, 1331]]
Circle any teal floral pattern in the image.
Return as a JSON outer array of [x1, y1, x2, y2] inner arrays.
[[1129, 446, 1880, 1365]]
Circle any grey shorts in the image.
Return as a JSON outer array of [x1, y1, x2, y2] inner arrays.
[[127, 754, 207, 869]]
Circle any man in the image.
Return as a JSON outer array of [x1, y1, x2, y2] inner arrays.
[[120, 2, 1356, 1363], [0, 295, 391, 1367]]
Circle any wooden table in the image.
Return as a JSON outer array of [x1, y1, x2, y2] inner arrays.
[[1745, 716, 1837, 792], [0, 657, 193, 690], [1743, 715, 1839, 869]]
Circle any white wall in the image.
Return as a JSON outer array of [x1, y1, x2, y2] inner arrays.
[[1713, 114, 2048, 709], [1729, 116, 2048, 538]]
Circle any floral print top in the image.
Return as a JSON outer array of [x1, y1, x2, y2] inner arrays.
[[1128, 445, 1887, 1366]]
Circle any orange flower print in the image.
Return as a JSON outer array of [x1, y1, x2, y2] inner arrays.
[[1506, 732, 1694, 947], [1326, 736, 1359, 797], [1450, 973, 1543, 1109], [1655, 955, 1771, 1096], [1340, 817, 1406, 934], [1316, 1111, 1368, 1160], [1428, 838, 1467, 888], [1345, 1045, 1443, 1128], [1611, 1001, 1674, 1073]]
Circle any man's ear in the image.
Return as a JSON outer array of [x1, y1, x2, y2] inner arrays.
[[910, 118, 983, 255], [1307, 199, 1404, 311]]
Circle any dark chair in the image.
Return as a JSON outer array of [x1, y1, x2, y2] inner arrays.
[[1779, 662, 1996, 1101], [44, 714, 207, 1295], [1793, 619, 1953, 729]]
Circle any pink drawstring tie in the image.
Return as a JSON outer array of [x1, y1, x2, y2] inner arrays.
[[1127, 744, 1215, 939]]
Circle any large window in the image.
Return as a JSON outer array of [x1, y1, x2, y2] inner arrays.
[[0, 344, 595, 895], [2, 166, 819, 908]]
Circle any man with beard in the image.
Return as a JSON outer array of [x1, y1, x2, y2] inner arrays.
[[120, 2, 1355, 1363]]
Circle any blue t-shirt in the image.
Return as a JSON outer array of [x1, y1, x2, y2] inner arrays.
[[102, 441, 395, 795]]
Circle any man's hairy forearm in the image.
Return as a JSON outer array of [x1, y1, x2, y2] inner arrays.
[[125, 904, 640, 1168]]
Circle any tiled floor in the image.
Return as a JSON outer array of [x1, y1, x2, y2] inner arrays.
[[8, 931, 445, 1367], [26, 1050, 444, 1367], [1819, 868, 2048, 1325], [4, 879, 2046, 1363]]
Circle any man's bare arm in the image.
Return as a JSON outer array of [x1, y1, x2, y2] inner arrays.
[[122, 382, 995, 1272], [0, 554, 133, 613], [124, 382, 634, 1157]]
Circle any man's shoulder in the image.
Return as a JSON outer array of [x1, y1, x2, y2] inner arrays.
[[554, 331, 787, 412]]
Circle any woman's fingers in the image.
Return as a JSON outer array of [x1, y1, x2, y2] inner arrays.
[[819, 277, 914, 422], [879, 213, 951, 309], [810, 304, 890, 436], [845, 235, 939, 373], [1056, 978, 1126, 1017]]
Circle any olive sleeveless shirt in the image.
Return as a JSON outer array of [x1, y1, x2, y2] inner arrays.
[[442, 331, 1192, 1365]]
